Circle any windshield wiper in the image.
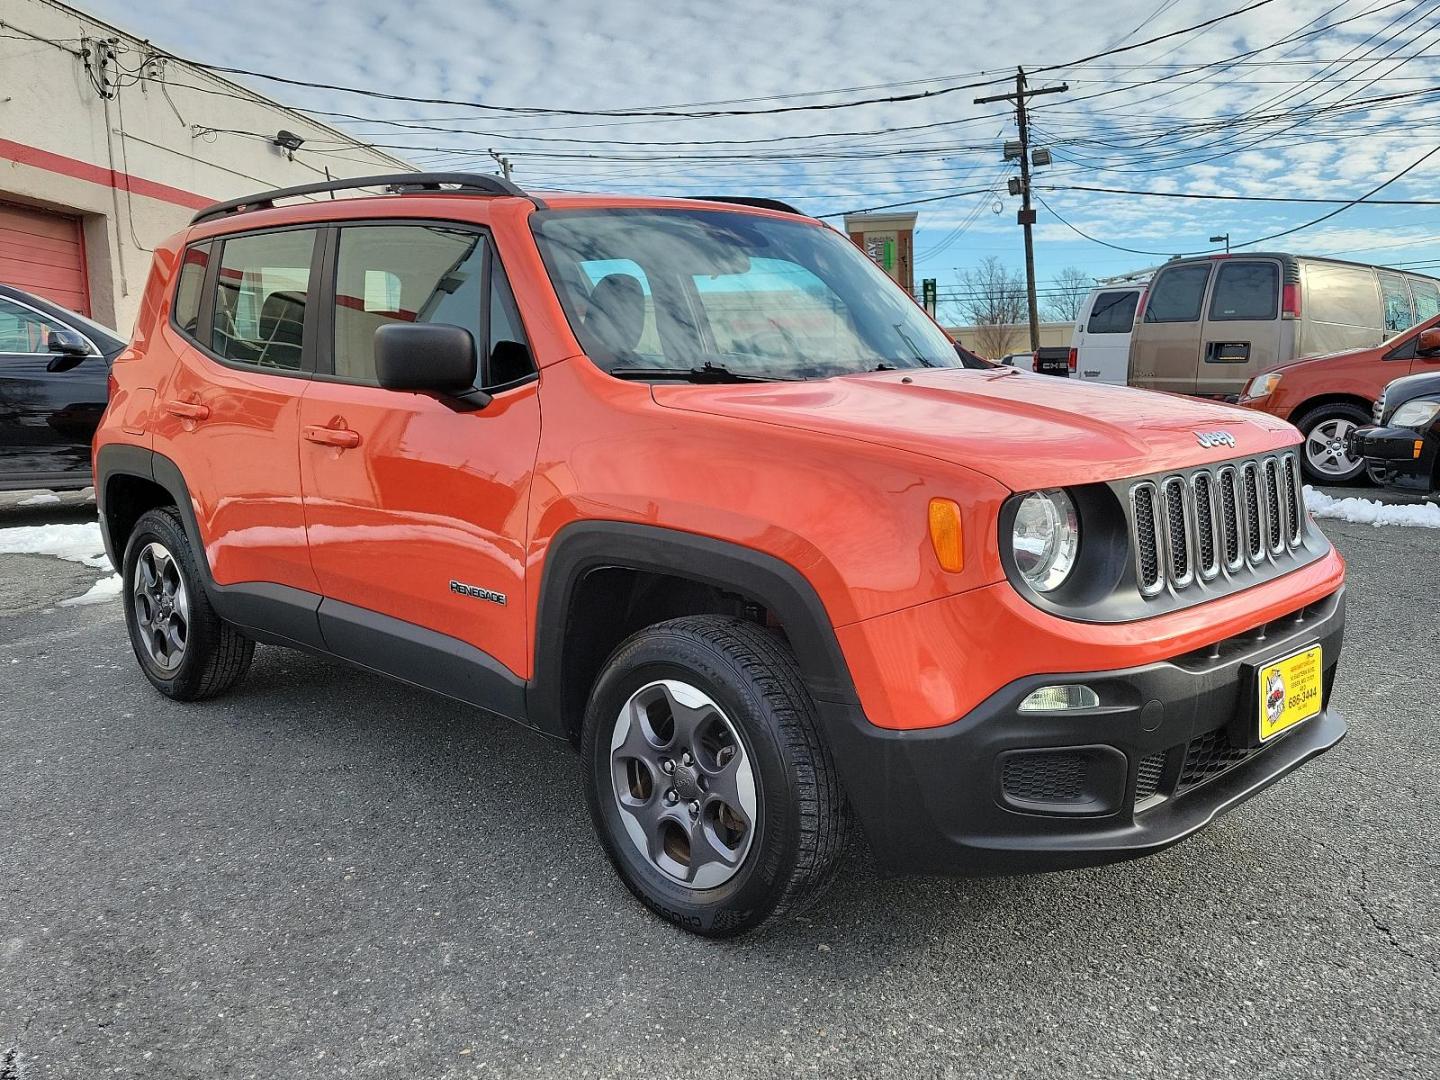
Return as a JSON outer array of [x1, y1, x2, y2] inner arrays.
[[609, 362, 795, 384]]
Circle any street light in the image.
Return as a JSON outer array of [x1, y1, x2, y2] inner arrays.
[[1210, 233, 1231, 254]]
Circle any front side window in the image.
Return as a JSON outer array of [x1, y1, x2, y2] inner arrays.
[[1144, 264, 1211, 323], [532, 209, 959, 379], [1085, 290, 1139, 334], [1209, 261, 1279, 321], [1379, 271, 1415, 334], [0, 297, 58, 353], [332, 225, 486, 385], [211, 229, 316, 370]]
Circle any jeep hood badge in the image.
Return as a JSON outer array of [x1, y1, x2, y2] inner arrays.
[[1195, 430, 1236, 449]]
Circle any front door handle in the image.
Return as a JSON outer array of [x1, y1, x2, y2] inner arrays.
[[303, 425, 361, 449], [165, 399, 211, 421]]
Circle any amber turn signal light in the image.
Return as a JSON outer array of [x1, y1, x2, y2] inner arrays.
[[928, 498, 964, 572]]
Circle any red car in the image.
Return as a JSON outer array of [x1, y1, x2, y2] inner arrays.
[[94, 173, 1347, 934], [1237, 313, 1440, 483]]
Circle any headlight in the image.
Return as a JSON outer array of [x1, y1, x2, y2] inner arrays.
[[1011, 489, 1079, 593], [1244, 372, 1282, 399], [1391, 399, 1440, 428]]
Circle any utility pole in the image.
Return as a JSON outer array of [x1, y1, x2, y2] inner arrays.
[[489, 149, 513, 182], [1210, 233, 1231, 253], [976, 68, 1067, 353]]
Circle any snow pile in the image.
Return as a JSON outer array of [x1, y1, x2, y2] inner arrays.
[[1304, 486, 1440, 529], [18, 492, 62, 506], [0, 521, 111, 568], [59, 574, 123, 607]]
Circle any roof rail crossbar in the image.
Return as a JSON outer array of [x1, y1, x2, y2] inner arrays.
[[190, 172, 534, 225], [697, 196, 804, 216]]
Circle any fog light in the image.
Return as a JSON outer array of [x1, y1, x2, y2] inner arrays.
[[1019, 684, 1099, 712]]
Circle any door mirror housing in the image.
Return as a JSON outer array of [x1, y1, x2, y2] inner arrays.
[[1417, 327, 1440, 356], [373, 323, 490, 409], [45, 328, 91, 371]]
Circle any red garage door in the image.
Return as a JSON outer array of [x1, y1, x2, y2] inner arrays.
[[0, 201, 90, 316]]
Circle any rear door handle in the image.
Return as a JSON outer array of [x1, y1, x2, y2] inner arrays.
[[303, 425, 361, 449], [165, 400, 210, 421]]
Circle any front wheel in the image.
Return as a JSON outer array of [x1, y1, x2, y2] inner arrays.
[[580, 616, 850, 936], [1294, 403, 1373, 485]]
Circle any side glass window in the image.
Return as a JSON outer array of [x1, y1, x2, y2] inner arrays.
[[1144, 265, 1211, 323], [486, 258, 535, 388], [1085, 290, 1139, 334], [211, 230, 315, 370], [172, 243, 210, 336], [1410, 276, 1440, 322], [0, 297, 57, 353], [1209, 261, 1278, 321], [1379, 271, 1415, 333], [333, 225, 485, 385]]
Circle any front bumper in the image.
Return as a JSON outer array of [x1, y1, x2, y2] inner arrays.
[[823, 586, 1346, 875], [1350, 424, 1437, 491]]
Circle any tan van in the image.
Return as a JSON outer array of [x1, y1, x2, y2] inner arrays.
[[1128, 253, 1440, 398]]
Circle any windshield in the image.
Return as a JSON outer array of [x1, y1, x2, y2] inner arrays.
[[531, 208, 960, 380]]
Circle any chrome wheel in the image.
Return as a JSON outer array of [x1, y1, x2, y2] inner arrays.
[[1305, 417, 1362, 479], [132, 541, 190, 672], [609, 679, 758, 889]]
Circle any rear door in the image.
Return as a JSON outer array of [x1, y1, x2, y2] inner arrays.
[[1198, 258, 1283, 397], [1131, 262, 1211, 394], [1074, 288, 1138, 385]]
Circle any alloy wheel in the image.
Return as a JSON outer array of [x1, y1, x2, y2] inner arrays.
[[609, 679, 758, 888], [132, 541, 190, 672], [1305, 417, 1362, 479]]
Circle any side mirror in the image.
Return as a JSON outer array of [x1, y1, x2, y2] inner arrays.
[[1417, 327, 1440, 356], [46, 328, 91, 372], [373, 323, 490, 409]]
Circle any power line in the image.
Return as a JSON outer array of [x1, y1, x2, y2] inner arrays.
[[1044, 183, 1440, 206]]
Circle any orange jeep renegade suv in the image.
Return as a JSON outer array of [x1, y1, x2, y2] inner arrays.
[[94, 174, 1348, 935]]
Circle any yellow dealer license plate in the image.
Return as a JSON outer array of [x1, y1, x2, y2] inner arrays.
[[1258, 646, 1323, 742]]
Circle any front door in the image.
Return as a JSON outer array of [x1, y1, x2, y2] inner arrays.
[[1131, 263, 1211, 394], [297, 222, 540, 683], [0, 295, 108, 487]]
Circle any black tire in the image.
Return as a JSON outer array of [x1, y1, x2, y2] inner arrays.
[[1294, 402, 1373, 485], [122, 506, 254, 701], [580, 615, 850, 936]]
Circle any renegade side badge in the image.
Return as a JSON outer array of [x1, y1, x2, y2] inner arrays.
[[450, 580, 507, 605]]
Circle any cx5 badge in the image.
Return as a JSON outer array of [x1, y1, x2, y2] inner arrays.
[[1195, 430, 1237, 449]]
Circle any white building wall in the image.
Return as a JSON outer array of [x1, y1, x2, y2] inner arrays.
[[0, 0, 415, 333]]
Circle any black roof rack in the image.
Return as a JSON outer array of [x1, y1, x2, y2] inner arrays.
[[190, 172, 536, 226], [697, 196, 804, 216]]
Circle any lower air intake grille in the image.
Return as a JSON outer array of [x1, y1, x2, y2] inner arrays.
[[1134, 751, 1166, 804], [1179, 727, 1261, 791], [1002, 751, 1088, 804]]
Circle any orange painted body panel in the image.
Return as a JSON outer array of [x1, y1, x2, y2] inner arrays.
[[96, 190, 1348, 735], [1239, 312, 1440, 421]]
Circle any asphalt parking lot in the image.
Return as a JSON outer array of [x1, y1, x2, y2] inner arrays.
[[1, 494, 1437, 1080]]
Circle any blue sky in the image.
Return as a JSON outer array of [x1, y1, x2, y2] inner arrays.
[[87, 0, 1440, 322]]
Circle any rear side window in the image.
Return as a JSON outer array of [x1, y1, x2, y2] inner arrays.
[[1410, 276, 1440, 322], [211, 230, 316, 371], [332, 225, 485, 385], [1144, 265, 1211, 323], [172, 243, 210, 336], [1208, 261, 1278, 321], [1378, 271, 1414, 333], [1085, 290, 1139, 334]]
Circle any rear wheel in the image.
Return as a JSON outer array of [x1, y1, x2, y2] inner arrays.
[[581, 615, 849, 936], [122, 507, 254, 701], [1294, 403, 1372, 484]]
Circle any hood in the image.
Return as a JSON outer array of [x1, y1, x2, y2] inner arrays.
[[652, 368, 1299, 491], [1275, 346, 1375, 375]]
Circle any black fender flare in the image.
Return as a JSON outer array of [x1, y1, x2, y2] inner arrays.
[[527, 521, 860, 740]]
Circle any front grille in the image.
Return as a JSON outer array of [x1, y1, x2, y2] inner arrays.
[[1179, 727, 1261, 791], [1373, 391, 1386, 425], [1002, 752, 1088, 803], [1130, 451, 1305, 598]]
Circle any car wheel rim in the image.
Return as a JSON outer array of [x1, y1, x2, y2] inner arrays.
[[609, 679, 758, 889], [132, 541, 190, 672], [1305, 418, 1361, 477]]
